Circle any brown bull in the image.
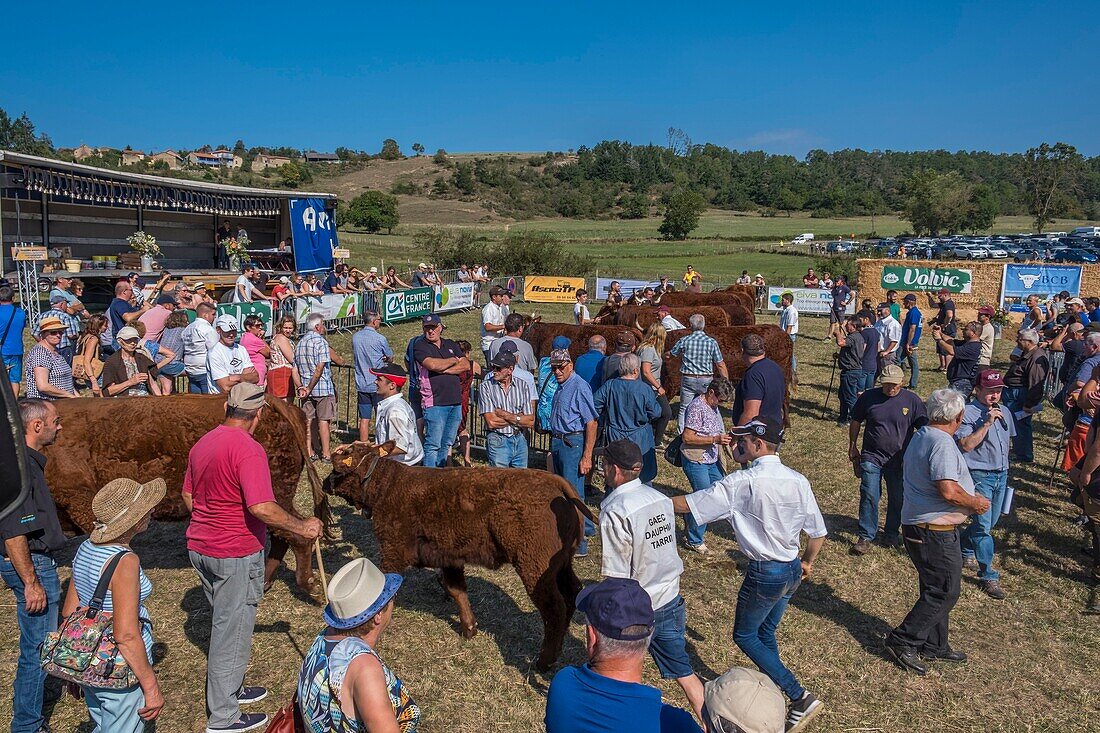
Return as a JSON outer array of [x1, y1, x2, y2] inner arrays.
[[612, 304, 731, 329], [324, 441, 594, 670], [718, 283, 759, 305], [524, 321, 644, 362], [658, 290, 755, 313], [46, 395, 327, 590]]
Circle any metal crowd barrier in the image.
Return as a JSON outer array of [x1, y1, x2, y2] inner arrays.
[[1044, 349, 1065, 404]]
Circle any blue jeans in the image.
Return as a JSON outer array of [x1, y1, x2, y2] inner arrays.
[[681, 458, 723, 548], [422, 404, 463, 468], [0, 553, 62, 733], [839, 370, 862, 422], [861, 369, 876, 392], [486, 431, 528, 468], [649, 595, 693, 679], [187, 371, 209, 394], [1001, 386, 1033, 461], [961, 469, 1008, 581], [789, 334, 797, 373], [733, 558, 805, 701], [678, 375, 713, 433], [903, 347, 920, 389], [858, 460, 904, 542], [551, 435, 595, 553], [85, 684, 146, 733]]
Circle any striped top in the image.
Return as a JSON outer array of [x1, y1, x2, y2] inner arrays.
[[477, 372, 535, 436], [72, 541, 154, 660]]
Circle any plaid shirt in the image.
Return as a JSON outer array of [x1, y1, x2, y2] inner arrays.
[[295, 331, 334, 397], [669, 331, 724, 375], [34, 309, 82, 350]]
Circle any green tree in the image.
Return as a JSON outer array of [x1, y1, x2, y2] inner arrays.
[[453, 162, 476, 194], [432, 148, 450, 166], [658, 190, 706, 239], [0, 109, 54, 156], [1020, 142, 1083, 232], [411, 143, 425, 156], [619, 191, 649, 219], [346, 190, 400, 233], [379, 138, 403, 160], [279, 162, 303, 188]]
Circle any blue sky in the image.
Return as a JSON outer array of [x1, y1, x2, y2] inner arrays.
[[2, 1, 1097, 157]]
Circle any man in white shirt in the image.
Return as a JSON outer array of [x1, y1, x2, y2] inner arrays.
[[574, 289, 592, 325], [233, 264, 272, 304], [181, 302, 220, 394], [598, 439, 704, 723], [779, 292, 800, 374], [656, 305, 686, 331], [480, 285, 510, 362], [206, 314, 258, 394], [370, 364, 423, 465], [672, 417, 827, 733], [976, 306, 996, 366], [876, 302, 902, 370]]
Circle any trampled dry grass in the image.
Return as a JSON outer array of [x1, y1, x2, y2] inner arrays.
[[3, 307, 1098, 732]]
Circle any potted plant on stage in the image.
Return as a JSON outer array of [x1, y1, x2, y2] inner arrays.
[[221, 234, 250, 272], [127, 230, 161, 273]]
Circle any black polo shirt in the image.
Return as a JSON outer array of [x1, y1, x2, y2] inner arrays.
[[851, 388, 928, 467], [413, 337, 465, 407], [732, 357, 785, 424], [0, 448, 67, 556], [947, 339, 982, 386]]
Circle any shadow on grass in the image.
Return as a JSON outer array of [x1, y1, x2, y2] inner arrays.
[[792, 579, 893, 660]]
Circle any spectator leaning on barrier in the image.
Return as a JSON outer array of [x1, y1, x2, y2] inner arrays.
[[412, 262, 429, 288], [848, 365, 927, 555], [900, 294, 923, 390], [478, 349, 535, 468], [488, 312, 538, 372], [934, 320, 983, 395], [670, 314, 728, 432], [383, 266, 410, 291], [545, 577, 702, 733], [886, 388, 990, 677], [549, 347, 598, 557], [731, 334, 784, 426], [352, 310, 394, 442], [833, 315, 866, 426], [182, 302, 219, 394], [414, 314, 470, 468], [593, 353, 662, 483], [233, 264, 273, 304], [370, 364, 424, 466], [296, 313, 346, 463], [1001, 328, 1049, 464], [480, 285, 511, 362], [207, 314, 258, 395]]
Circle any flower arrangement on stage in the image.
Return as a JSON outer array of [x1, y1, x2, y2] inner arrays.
[[126, 230, 161, 257], [220, 235, 250, 259]]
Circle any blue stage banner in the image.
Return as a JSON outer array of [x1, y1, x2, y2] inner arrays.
[[289, 198, 337, 273], [595, 277, 662, 301], [1000, 264, 1082, 312]]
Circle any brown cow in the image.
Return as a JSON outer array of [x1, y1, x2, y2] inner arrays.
[[658, 290, 755, 313], [524, 321, 644, 362], [719, 283, 759, 305], [324, 440, 594, 670], [46, 395, 327, 590], [612, 304, 731, 329]]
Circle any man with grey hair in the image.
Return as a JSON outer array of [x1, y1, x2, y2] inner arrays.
[[295, 313, 346, 462], [886, 388, 991, 676], [545, 577, 700, 733], [352, 310, 393, 442], [593, 353, 662, 482], [670, 314, 728, 432], [1001, 327, 1049, 463]]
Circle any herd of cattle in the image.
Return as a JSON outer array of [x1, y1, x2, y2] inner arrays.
[[40, 284, 789, 669]]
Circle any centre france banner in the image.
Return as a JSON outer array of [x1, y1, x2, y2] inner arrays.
[[1000, 264, 1082, 312], [216, 302, 274, 337], [434, 282, 476, 313], [595, 277, 662, 300], [881, 265, 972, 294], [765, 287, 857, 315], [523, 276, 586, 303], [382, 287, 434, 323], [293, 294, 360, 324], [288, 198, 337, 273]]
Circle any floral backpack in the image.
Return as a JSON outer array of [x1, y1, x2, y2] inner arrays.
[[40, 551, 139, 689]]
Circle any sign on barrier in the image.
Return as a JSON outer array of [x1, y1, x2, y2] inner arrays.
[[766, 287, 856, 315], [523, 276, 586, 303], [382, 287, 434, 323], [216, 302, 274, 337], [294, 294, 361, 323], [595, 277, 662, 300], [881, 265, 972, 293], [434, 282, 476, 313], [1000, 264, 1082, 312]]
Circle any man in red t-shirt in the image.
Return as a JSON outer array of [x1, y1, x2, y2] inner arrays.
[[183, 383, 322, 732]]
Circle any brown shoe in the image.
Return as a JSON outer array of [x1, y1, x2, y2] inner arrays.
[[850, 539, 872, 556], [964, 556, 979, 571], [980, 580, 1007, 600]]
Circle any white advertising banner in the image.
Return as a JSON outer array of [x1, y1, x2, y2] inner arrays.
[[434, 282, 477, 313], [293, 293, 361, 323], [766, 286, 857, 315]]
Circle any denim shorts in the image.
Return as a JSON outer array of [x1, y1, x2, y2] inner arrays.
[[3, 354, 23, 382], [357, 391, 381, 419], [649, 595, 694, 679]]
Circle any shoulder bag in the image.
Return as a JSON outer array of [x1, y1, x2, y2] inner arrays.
[[40, 552, 141, 689], [264, 692, 305, 733]]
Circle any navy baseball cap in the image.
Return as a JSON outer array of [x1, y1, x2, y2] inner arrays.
[[730, 416, 785, 444], [421, 314, 443, 327], [576, 578, 654, 640]]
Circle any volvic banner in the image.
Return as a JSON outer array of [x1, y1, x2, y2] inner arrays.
[[216, 302, 274, 337], [523, 276, 586, 303], [1000, 264, 1082, 312], [595, 277, 662, 300], [881, 265, 972, 294], [288, 198, 337, 273], [766, 287, 857, 315], [293, 294, 361, 324], [382, 287, 434, 323], [434, 282, 476, 313]]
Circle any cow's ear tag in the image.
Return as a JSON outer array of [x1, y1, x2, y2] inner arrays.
[[341, 457, 354, 466], [377, 446, 390, 457]]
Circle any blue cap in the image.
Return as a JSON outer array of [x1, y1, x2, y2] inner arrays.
[[577, 578, 654, 640], [422, 314, 442, 327], [551, 335, 572, 350]]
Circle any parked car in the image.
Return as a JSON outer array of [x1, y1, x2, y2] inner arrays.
[[1013, 249, 1045, 262], [951, 243, 987, 259], [982, 244, 1009, 259], [1071, 227, 1100, 237], [1051, 250, 1098, 263], [825, 240, 853, 253], [792, 233, 814, 244]]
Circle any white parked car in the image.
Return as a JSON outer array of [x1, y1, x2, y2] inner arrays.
[[983, 244, 1009, 259], [791, 233, 814, 244], [951, 243, 987, 259], [1071, 226, 1100, 237]]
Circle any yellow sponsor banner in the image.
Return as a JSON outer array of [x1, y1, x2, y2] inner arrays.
[[523, 276, 586, 303]]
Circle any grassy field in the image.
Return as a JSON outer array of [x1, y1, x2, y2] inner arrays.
[[5, 306, 1099, 732]]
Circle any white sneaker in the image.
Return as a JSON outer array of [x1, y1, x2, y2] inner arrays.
[[686, 543, 710, 555]]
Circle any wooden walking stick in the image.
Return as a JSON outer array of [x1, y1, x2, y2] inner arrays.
[[821, 356, 838, 420], [314, 539, 329, 600], [1047, 423, 1068, 492]]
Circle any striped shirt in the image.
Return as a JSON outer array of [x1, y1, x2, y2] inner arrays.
[[33, 310, 82, 349], [669, 331, 724, 375], [295, 331, 335, 397], [72, 541, 154, 660], [477, 372, 535, 436]]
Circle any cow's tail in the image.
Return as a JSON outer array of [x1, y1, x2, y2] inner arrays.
[[268, 397, 332, 533], [557, 476, 596, 524]]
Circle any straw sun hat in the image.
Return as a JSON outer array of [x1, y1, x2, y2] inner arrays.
[[90, 478, 166, 543]]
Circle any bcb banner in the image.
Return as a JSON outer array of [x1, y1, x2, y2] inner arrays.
[[1000, 264, 1082, 312], [434, 282, 476, 313], [382, 287, 434, 323], [523, 276, 586, 303]]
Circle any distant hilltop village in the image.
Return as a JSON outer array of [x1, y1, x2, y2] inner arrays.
[[63, 144, 342, 172]]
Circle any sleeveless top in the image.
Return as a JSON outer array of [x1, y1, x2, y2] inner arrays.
[[72, 541, 154, 659], [298, 632, 420, 733], [270, 336, 293, 370]]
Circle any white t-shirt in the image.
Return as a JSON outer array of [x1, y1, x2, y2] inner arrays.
[[375, 394, 424, 465], [206, 341, 250, 393], [182, 318, 220, 375], [480, 302, 509, 352], [600, 479, 684, 610], [780, 304, 799, 336], [574, 302, 590, 325], [877, 315, 902, 354], [233, 274, 256, 304], [660, 314, 687, 331]]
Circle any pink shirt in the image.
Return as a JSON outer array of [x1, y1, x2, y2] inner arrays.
[[183, 425, 276, 558], [138, 306, 172, 342], [240, 332, 268, 386]]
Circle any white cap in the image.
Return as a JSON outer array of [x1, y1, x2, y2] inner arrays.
[[418, 262, 427, 268], [369, 266, 378, 274], [279, 276, 290, 284], [214, 314, 239, 332]]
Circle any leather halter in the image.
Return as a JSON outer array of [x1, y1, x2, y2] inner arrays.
[[358, 454, 382, 506]]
